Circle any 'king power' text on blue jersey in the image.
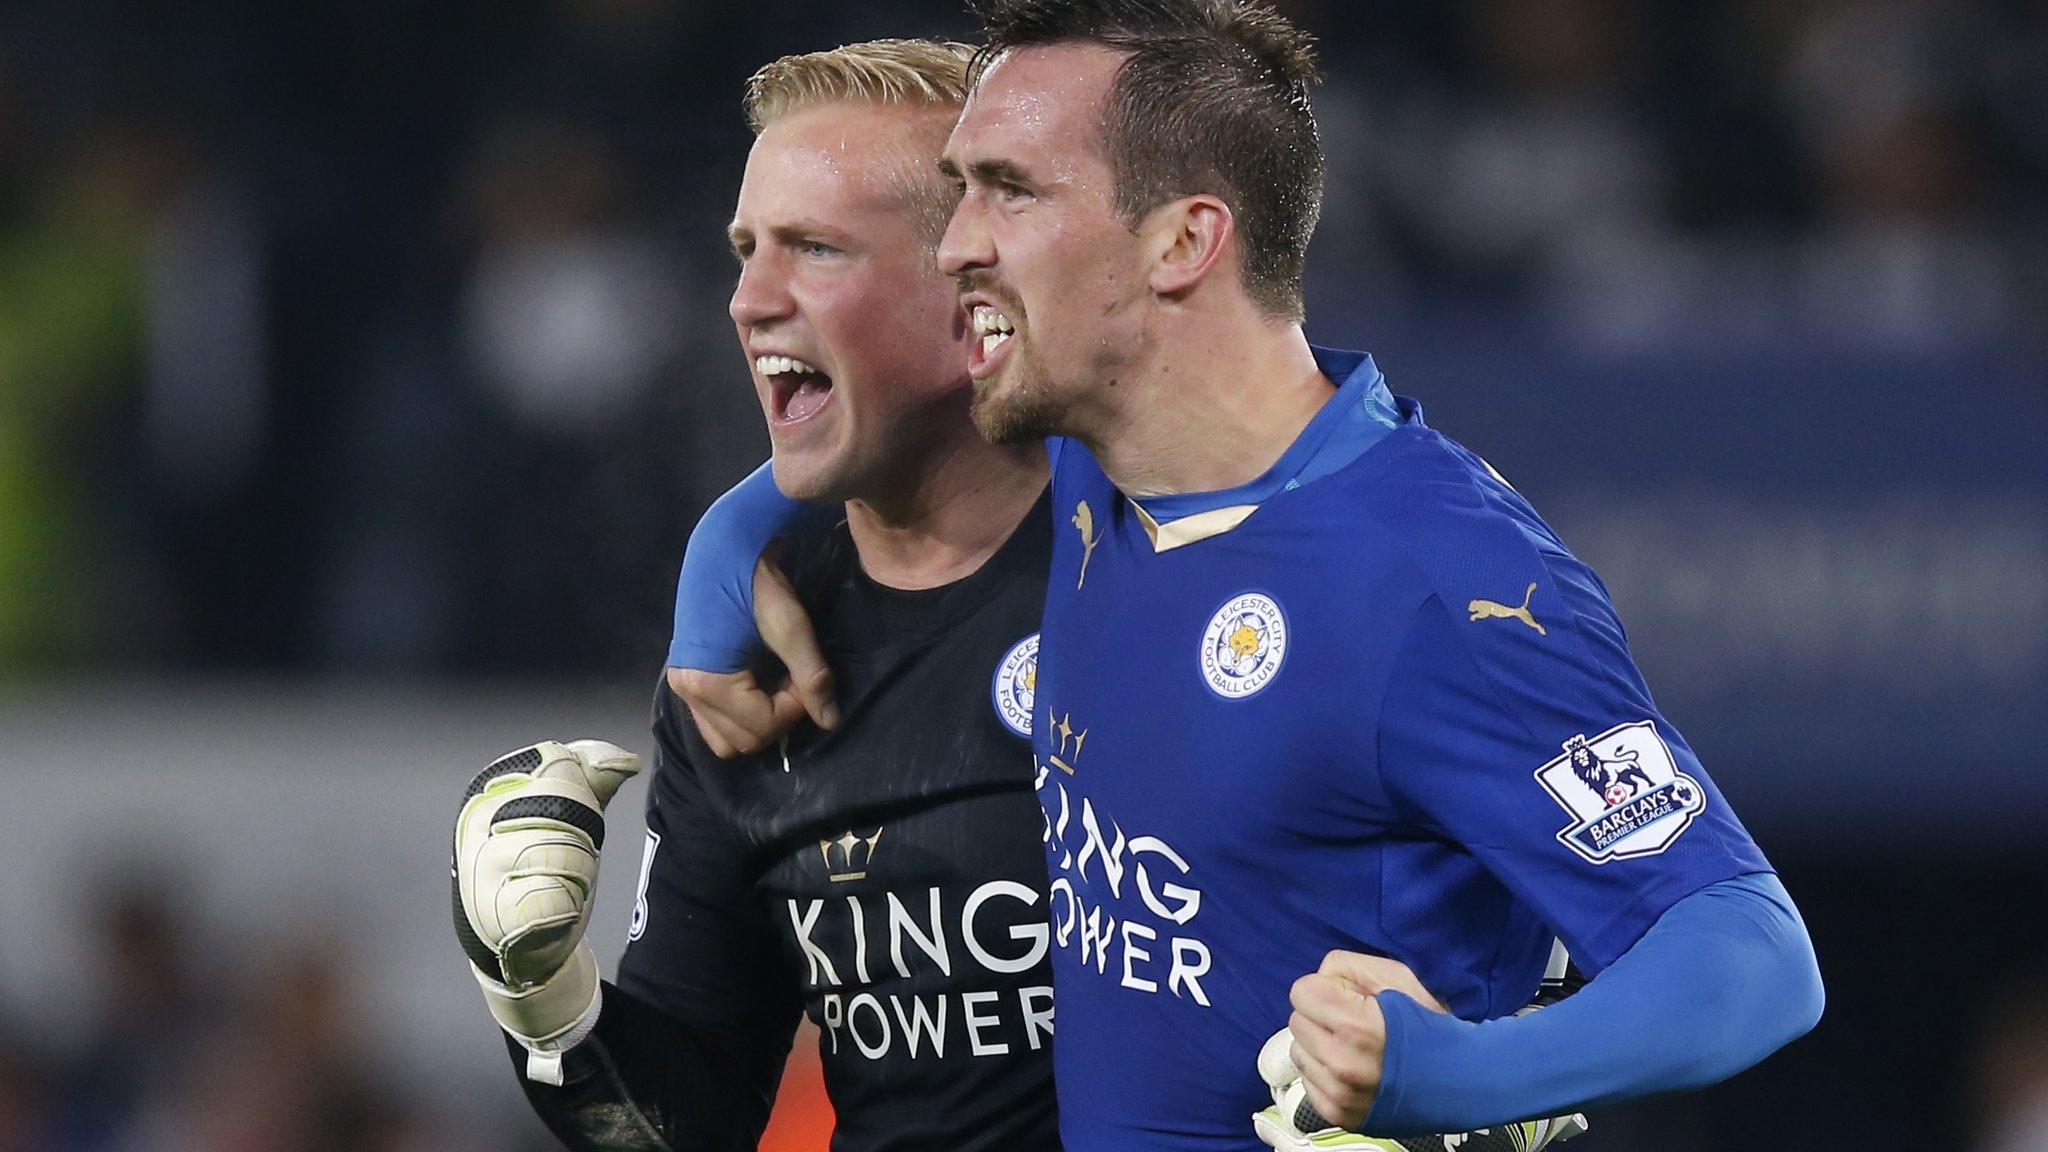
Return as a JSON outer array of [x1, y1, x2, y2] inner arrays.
[[1034, 348, 1771, 1152]]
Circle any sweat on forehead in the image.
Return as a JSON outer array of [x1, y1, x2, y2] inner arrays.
[[742, 101, 963, 248], [950, 44, 1125, 171], [960, 0, 1325, 320]]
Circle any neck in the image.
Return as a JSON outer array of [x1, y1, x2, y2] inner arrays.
[[844, 434, 1048, 591], [1076, 310, 1331, 499]]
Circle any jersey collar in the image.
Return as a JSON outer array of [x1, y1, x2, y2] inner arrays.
[[1130, 347, 1409, 552]]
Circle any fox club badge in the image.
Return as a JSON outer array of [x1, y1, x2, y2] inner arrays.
[[1200, 592, 1289, 700], [991, 632, 1039, 738], [1534, 720, 1706, 864]]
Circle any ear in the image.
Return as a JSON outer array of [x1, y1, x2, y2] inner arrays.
[[1142, 194, 1235, 299]]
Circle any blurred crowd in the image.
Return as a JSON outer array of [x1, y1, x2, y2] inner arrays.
[[1, 0, 2041, 680], [0, 876, 493, 1152]]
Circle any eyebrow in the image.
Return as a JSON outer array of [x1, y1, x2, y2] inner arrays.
[[726, 219, 853, 250], [938, 156, 1035, 188]]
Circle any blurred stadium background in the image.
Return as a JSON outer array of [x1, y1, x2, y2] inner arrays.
[[1, 0, 2043, 1149]]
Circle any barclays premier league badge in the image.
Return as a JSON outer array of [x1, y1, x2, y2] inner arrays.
[[1535, 720, 1706, 864], [1200, 592, 1288, 700], [991, 632, 1039, 738]]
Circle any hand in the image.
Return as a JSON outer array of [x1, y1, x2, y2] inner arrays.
[[1253, 951, 1588, 1152], [452, 739, 641, 1052], [667, 555, 838, 757], [1288, 952, 1449, 1131]]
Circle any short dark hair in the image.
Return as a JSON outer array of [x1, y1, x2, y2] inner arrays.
[[968, 0, 1323, 320]]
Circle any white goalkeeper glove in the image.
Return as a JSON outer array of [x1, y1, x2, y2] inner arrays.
[[452, 739, 642, 1084], [1251, 1028, 1588, 1152]]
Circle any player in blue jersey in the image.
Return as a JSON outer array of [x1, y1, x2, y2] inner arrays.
[[672, 2, 1825, 1150]]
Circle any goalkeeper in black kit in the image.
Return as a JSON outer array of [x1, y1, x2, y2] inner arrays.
[[450, 34, 1584, 1152], [452, 40, 1062, 1152]]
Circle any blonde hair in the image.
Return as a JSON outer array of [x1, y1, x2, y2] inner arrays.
[[744, 39, 976, 134]]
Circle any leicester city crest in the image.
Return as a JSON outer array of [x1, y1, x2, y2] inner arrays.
[[991, 632, 1039, 738], [1534, 720, 1706, 864], [1200, 592, 1289, 699]]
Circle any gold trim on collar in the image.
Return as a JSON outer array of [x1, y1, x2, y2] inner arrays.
[[1132, 500, 1261, 553]]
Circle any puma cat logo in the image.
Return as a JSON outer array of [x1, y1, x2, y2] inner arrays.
[[1467, 582, 1546, 635]]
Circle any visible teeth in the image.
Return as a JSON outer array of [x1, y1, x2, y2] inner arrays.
[[755, 355, 822, 376], [971, 305, 1015, 337], [981, 332, 1010, 357]]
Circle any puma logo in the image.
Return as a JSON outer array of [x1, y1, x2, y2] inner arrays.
[[1073, 500, 1100, 589], [1467, 582, 1545, 635]]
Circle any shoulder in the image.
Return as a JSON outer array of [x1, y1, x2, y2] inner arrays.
[[1349, 431, 1632, 665], [1344, 436, 1660, 736], [1341, 430, 1577, 604]]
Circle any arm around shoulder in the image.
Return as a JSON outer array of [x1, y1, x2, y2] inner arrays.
[[669, 460, 840, 673]]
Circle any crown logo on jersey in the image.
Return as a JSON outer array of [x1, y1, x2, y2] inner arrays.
[[818, 827, 884, 882], [1047, 712, 1088, 775]]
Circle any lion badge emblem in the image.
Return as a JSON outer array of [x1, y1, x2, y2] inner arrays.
[[1534, 721, 1706, 863]]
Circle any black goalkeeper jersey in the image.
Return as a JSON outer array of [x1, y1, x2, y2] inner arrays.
[[525, 490, 1059, 1152]]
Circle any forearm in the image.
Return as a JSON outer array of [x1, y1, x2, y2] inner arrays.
[[668, 462, 839, 672], [1366, 873, 1824, 1135], [509, 981, 791, 1152]]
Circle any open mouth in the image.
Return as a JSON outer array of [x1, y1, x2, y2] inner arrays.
[[757, 355, 835, 425], [969, 304, 1017, 379]]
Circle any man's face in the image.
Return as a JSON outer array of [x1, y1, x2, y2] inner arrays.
[[939, 44, 1152, 444], [729, 102, 976, 502]]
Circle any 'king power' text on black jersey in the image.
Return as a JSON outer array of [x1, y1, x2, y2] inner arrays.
[[514, 492, 1059, 1152]]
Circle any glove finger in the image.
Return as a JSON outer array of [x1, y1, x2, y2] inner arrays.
[[464, 741, 571, 806], [488, 788, 607, 853], [559, 739, 644, 807], [471, 839, 593, 928], [497, 871, 586, 929], [1279, 1080, 1339, 1141], [1534, 1114, 1590, 1148], [1258, 1027, 1301, 1091], [504, 839, 598, 885], [498, 911, 585, 987], [1252, 1108, 1306, 1152]]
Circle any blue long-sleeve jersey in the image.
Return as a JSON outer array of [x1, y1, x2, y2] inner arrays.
[[668, 346, 1820, 1150]]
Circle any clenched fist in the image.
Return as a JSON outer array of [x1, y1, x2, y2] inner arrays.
[[451, 739, 641, 1081], [1252, 951, 1586, 1152]]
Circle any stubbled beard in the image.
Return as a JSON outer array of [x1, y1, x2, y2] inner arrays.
[[970, 352, 1067, 444]]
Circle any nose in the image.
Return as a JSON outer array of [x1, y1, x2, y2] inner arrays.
[[937, 194, 994, 280], [729, 251, 794, 329]]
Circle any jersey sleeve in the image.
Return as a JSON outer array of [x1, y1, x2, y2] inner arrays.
[[1367, 874, 1822, 1133], [1375, 528, 1771, 974], [506, 982, 782, 1152], [509, 687, 804, 1150], [617, 685, 805, 1035], [668, 461, 842, 671]]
